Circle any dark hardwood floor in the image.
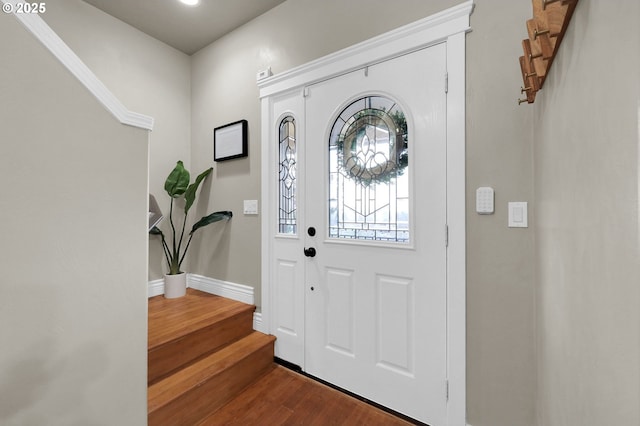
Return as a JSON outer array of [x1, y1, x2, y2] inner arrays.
[[198, 365, 415, 425], [149, 289, 416, 425]]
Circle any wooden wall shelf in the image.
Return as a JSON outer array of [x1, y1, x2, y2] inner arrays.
[[518, 0, 578, 104]]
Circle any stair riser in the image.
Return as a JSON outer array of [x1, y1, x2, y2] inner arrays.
[[148, 341, 274, 426], [148, 310, 254, 385]]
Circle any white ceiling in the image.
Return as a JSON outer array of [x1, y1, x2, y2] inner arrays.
[[82, 0, 287, 55]]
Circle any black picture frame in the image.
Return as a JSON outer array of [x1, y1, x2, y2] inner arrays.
[[214, 119, 248, 162]]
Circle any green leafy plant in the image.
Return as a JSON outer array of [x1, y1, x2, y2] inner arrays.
[[150, 161, 232, 275]]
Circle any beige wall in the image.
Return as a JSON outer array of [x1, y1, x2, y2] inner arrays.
[[17, 1, 638, 424], [0, 11, 148, 425], [42, 0, 192, 280], [466, 2, 536, 425], [533, 1, 640, 425], [191, 1, 535, 425]]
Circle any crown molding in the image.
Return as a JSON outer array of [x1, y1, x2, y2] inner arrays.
[[258, 0, 474, 99]]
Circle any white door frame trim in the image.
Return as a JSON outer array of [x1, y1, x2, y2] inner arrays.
[[259, 2, 472, 424]]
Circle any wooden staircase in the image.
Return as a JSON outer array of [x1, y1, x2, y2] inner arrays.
[[148, 288, 276, 425]]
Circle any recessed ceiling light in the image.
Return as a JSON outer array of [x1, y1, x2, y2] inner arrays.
[[179, 0, 199, 6]]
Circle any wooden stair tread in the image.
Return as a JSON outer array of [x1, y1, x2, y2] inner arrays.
[[148, 331, 276, 413], [148, 288, 255, 350]]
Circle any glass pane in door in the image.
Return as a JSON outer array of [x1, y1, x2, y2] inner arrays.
[[278, 116, 297, 234], [328, 96, 409, 243]]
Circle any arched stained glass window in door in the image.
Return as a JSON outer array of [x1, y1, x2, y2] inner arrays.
[[329, 96, 409, 243], [278, 116, 297, 234]]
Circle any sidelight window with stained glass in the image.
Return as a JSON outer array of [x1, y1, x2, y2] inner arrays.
[[329, 96, 409, 243], [278, 116, 297, 234]]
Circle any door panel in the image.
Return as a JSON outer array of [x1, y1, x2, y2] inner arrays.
[[304, 44, 448, 424], [325, 267, 355, 355], [274, 259, 298, 334], [269, 91, 306, 367], [376, 274, 414, 375]]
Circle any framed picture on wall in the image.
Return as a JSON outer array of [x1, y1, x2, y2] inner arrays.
[[214, 119, 248, 162]]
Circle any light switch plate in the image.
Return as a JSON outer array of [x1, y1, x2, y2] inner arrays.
[[476, 187, 494, 214], [243, 199, 259, 215], [508, 202, 528, 227]]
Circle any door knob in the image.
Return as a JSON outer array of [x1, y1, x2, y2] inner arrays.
[[307, 227, 316, 236], [304, 247, 316, 257]]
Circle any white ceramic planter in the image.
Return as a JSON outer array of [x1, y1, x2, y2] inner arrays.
[[164, 272, 187, 298]]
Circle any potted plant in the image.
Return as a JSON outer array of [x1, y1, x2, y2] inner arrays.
[[150, 161, 232, 298]]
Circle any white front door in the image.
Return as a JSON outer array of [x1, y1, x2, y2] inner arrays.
[[303, 44, 448, 424], [262, 7, 471, 424]]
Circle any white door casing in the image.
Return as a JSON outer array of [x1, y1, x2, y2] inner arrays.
[[260, 2, 472, 425]]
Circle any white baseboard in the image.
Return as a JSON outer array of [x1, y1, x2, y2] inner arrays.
[[187, 274, 254, 305], [148, 274, 262, 330], [148, 278, 164, 298], [148, 274, 254, 305], [253, 311, 266, 334]]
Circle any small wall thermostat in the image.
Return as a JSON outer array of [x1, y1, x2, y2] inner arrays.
[[476, 187, 494, 214]]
